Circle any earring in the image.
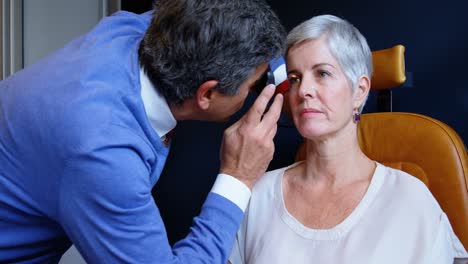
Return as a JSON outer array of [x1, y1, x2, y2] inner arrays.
[[353, 110, 361, 123]]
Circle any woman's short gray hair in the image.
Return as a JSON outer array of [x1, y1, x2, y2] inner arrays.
[[286, 15, 372, 112]]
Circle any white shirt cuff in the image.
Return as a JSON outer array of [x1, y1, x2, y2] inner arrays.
[[210, 174, 251, 212]]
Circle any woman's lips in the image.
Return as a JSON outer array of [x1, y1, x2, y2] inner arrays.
[[300, 108, 323, 117]]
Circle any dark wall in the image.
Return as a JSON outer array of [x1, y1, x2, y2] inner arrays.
[[123, 0, 468, 245]]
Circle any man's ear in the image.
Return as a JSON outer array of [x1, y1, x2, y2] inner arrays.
[[196, 80, 219, 110], [353, 75, 371, 109]]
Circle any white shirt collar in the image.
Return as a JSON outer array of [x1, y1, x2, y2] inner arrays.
[[140, 68, 177, 139]]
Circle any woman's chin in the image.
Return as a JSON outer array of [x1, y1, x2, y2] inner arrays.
[[298, 129, 331, 140]]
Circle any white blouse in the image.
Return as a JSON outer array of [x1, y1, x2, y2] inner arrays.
[[230, 162, 468, 264]]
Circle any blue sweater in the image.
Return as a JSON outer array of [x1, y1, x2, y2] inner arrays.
[[0, 11, 243, 263]]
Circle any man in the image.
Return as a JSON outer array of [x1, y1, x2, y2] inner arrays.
[[0, 0, 285, 263]]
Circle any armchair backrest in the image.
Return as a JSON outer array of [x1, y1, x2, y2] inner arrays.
[[357, 112, 468, 248]]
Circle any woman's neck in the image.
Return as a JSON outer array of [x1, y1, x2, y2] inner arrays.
[[301, 123, 374, 187]]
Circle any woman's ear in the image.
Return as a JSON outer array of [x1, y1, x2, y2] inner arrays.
[[353, 75, 371, 109], [196, 80, 219, 110]]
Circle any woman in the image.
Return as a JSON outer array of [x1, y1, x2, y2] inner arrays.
[[229, 15, 467, 263]]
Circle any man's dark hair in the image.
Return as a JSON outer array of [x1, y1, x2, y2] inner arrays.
[[138, 0, 286, 105]]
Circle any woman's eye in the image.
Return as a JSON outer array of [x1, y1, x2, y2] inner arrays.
[[319, 71, 330, 78], [288, 75, 301, 84]]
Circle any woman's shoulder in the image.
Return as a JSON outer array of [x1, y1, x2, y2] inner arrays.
[[248, 161, 303, 207], [253, 161, 303, 191], [376, 163, 442, 213], [369, 163, 468, 262]]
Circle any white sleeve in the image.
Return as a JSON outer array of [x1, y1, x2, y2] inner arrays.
[[211, 173, 251, 212], [429, 213, 468, 263]]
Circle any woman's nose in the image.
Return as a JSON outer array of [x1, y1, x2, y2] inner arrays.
[[298, 79, 317, 99]]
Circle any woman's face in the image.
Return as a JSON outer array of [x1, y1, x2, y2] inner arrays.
[[286, 37, 357, 140]]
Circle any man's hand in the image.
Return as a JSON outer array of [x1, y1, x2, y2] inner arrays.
[[220, 84, 283, 189]]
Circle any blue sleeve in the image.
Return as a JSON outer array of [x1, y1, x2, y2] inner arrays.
[[58, 127, 243, 263]]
